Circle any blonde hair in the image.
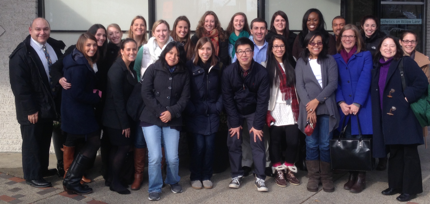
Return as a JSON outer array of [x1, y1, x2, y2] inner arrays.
[[128, 16, 147, 47], [151, 19, 170, 34], [336, 24, 364, 54]]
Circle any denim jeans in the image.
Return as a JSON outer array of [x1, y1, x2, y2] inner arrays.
[[189, 133, 216, 181], [142, 125, 180, 193], [135, 122, 147, 148], [305, 115, 333, 162]]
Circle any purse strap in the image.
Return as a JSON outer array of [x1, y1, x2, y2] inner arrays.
[[337, 114, 363, 140], [398, 57, 407, 91]]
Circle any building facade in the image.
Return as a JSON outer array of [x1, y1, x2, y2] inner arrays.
[[0, 0, 429, 152]]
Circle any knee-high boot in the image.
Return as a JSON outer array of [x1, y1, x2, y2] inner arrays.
[[131, 148, 146, 190], [63, 154, 93, 195], [62, 145, 92, 183], [306, 160, 320, 192]]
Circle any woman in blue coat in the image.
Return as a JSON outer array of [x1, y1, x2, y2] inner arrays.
[[371, 36, 427, 202], [185, 37, 223, 190], [333, 24, 373, 193]]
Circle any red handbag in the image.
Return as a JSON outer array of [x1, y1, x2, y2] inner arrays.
[[304, 120, 316, 136]]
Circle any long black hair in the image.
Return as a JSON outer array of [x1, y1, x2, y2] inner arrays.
[[88, 24, 107, 59], [266, 35, 296, 87], [373, 36, 403, 64], [158, 41, 187, 71], [299, 8, 329, 48], [301, 31, 328, 64]]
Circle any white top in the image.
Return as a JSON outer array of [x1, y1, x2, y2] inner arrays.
[[140, 36, 174, 78], [30, 37, 58, 81], [92, 63, 98, 73], [309, 58, 322, 88]]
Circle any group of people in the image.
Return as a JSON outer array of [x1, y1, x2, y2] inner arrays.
[[9, 7, 429, 202]]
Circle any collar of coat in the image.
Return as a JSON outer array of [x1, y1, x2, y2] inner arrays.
[[153, 60, 186, 74], [333, 51, 366, 66], [414, 50, 430, 68], [9, 35, 65, 59]]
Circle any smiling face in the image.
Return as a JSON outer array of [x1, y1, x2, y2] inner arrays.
[[84, 39, 97, 58], [94, 28, 106, 47], [272, 39, 285, 62], [380, 38, 397, 61], [306, 35, 323, 59], [307, 12, 320, 32], [153, 23, 169, 45], [236, 44, 253, 68], [251, 22, 267, 44], [204, 15, 216, 32], [362, 19, 377, 38], [107, 27, 122, 45], [332, 18, 345, 37], [121, 41, 137, 63], [198, 42, 212, 63], [165, 46, 179, 66], [399, 33, 417, 55], [341, 29, 356, 52], [175, 20, 189, 39], [131, 19, 146, 37], [233, 15, 245, 33], [273, 15, 286, 34], [29, 18, 50, 44]]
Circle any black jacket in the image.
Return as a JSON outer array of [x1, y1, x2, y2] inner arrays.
[[361, 30, 385, 56], [139, 60, 190, 127], [191, 34, 230, 66], [184, 60, 224, 135], [371, 57, 428, 158], [221, 60, 270, 130], [102, 58, 137, 130], [9, 35, 65, 125], [61, 49, 100, 134]]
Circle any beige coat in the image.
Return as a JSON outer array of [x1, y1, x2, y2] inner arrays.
[[414, 50, 430, 82]]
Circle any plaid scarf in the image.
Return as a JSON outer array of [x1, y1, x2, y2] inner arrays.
[[277, 63, 299, 121]]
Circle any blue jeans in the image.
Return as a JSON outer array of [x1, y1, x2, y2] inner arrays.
[[142, 125, 180, 193], [189, 133, 216, 181], [305, 115, 333, 162]]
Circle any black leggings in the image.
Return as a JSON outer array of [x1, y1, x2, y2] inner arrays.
[[64, 131, 101, 158], [269, 124, 300, 164], [105, 127, 131, 190]]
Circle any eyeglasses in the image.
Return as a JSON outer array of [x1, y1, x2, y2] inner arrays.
[[308, 42, 323, 47], [236, 49, 253, 55], [341, 35, 355, 39], [273, 45, 285, 50], [401, 40, 416, 44]]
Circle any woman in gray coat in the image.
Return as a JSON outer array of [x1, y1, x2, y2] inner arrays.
[[295, 31, 339, 193]]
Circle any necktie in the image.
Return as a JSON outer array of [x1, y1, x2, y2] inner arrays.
[[42, 45, 55, 93]]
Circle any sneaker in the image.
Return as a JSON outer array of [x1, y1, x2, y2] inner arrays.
[[228, 176, 242, 189], [191, 180, 202, 189], [148, 192, 161, 201], [202, 180, 213, 189], [255, 178, 268, 192], [170, 183, 183, 193]]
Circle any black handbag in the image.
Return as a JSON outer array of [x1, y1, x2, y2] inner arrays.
[[330, 115, 374, 171]]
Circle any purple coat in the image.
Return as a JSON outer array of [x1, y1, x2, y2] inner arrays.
[[333, 51, 373, 135]]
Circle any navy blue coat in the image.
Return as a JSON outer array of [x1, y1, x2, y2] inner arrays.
[[61, 49, 100, 134], [184, 60, 223, 135], [371, 56, 428, 158], [221, 60, 269, 130], [334, 51, 373, 135]]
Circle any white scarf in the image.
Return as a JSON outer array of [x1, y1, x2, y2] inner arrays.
[[147, 36, 174, 62]]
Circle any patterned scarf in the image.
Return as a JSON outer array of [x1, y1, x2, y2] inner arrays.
[[229, 30, 249, 57], [277, 63, 299, 121], [203, 29, 220, 56]]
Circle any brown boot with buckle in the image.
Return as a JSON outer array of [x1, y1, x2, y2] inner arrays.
[[320, 161, 334, 192], [350, 171, 366, 193], [131, 148, 147, 190], [344, 171, 358, 190], [306, 160, 320, 192], [273, 166, 287, 187]]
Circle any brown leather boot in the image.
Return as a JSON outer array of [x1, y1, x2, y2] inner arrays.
[[320, 161, 334, 192], [131, 148, 147, 190], [350, 172, 366, 193], [62, 145, 75, 179], [344, 171, 358, 190], [306, 160, 320, 192]]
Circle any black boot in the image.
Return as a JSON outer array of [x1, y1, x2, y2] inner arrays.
[[63, 154, 93, 195]]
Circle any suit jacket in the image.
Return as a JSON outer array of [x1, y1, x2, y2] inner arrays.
[[9, 35, 65, 125], [295, 55, 339, 134]]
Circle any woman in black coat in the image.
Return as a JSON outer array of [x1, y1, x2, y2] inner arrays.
[[102, 39, 138, 194], [265, 10, 297, 57], [61, 33, 101, 195], [360, 15, 385, 56], [371, 36, 428, 202], [185, 37, 223, 190]]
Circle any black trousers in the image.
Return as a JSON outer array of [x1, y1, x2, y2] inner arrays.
[[20, 121, 53, 180], [388, 144, 423, 195], [269, 124, 300, 164]]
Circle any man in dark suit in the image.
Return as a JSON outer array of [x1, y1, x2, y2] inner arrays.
[[9, 17, 65, 188]]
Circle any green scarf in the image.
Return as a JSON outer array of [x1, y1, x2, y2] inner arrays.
[[229, 30, 250, 57]]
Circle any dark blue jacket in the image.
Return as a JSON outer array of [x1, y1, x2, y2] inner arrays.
[[61, 49, 100, 134], [184, 60, 223, 135], [371, 56, 428, 157], [334, 51, 373, 135], [221, 60, 269, 130]]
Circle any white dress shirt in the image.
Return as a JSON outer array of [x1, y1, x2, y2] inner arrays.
[[30, 37, 58, 81]]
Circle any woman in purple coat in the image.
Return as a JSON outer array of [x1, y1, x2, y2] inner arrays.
[[333, 24, 373, 193]]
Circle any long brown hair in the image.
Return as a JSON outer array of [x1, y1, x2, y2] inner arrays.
[[76, 33, 99, 67], [226, 12, 250, 36], [128, 15, 147, 47], [195, 11, 227, 41], [171, 16, 194, 60], [193, 37, 217, 67], [269, 11, 291, 40], [336, 24, 364, 54]]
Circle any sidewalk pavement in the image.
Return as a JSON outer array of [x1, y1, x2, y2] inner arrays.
[[0, 136, 429, 204]]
